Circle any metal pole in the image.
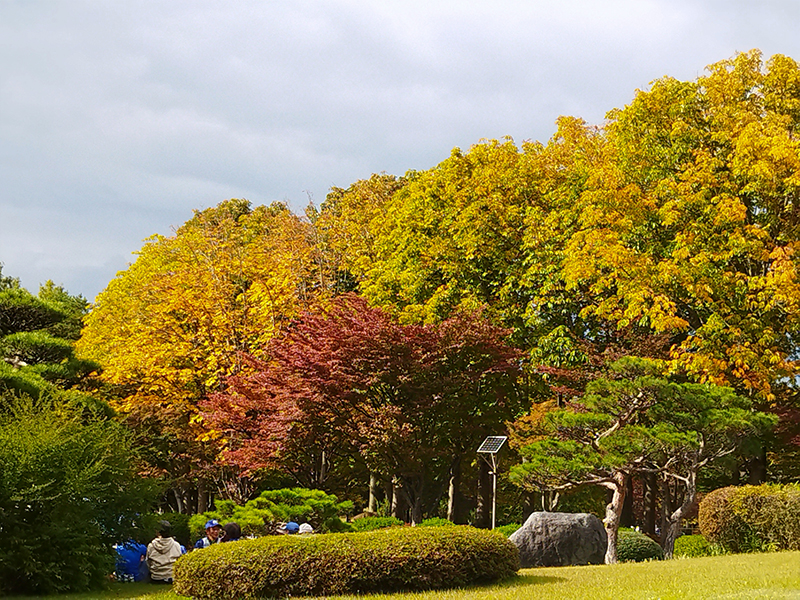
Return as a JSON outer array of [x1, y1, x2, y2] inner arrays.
[[491, 454, 497, 530]]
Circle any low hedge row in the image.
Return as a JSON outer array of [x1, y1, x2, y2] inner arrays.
[[699, 484, 800, 553], [674, 534, 714, 558], [349, 516, 404, 532], [173, 526, 519, 599]]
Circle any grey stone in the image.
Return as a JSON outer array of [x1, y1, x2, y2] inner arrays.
[[508, 512, 607, 567]]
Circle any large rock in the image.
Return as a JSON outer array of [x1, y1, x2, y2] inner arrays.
[[508, 512, 607, 567]]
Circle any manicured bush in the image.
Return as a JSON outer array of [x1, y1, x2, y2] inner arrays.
[[674, 534, 713, 558], [189, 488, 354, 542], [617, 529, 664, 562], [495, 523, 521, 537], [174, 526, 520, 599], [699, 484, 800, 553], [698, 486, 744, 551], [419, 517, 457, 527], [350, 516, 405, 532]]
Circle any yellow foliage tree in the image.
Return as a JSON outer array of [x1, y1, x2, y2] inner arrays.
[[77, 199, 322, 510]]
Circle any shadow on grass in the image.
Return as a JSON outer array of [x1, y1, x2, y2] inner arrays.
[[3, 582, 181, 600], [492, 573, 567, 588]]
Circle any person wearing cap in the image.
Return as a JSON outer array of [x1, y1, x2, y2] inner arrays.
[[146, 521, 184, 584], [298, 523, 314, 535], [194, 519, 223, 549], [278, 521, 300, 534]]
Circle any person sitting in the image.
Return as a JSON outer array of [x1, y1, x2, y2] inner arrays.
[[114, 539, 147, 582], [146, 521, 184, 584], [298, 523, 314, 535], [221, 522, 242, 542], [277, 521, 300, 534], [194, 519, 222, 549]]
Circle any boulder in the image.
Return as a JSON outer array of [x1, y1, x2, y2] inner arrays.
[[508, 512, 607, 567]]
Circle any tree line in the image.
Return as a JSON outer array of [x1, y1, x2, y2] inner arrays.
[[3, 49, 799, 565]]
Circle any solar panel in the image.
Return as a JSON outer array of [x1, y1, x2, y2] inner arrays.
[[477, 436, 507, 454]]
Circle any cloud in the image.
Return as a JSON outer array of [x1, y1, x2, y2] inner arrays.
[[1, 0, 799, 298]]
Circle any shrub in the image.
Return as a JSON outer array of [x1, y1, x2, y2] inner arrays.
[[174, 526, 519, 599], [419, 517, 457, 527], [189, 488, 354, 542], [617, 529, 664, 562], [674, 534, 713, 558], [495, 523, 521, 537], [698, 486, 744, 551], [189, 498, 275, 542], [350, 516, 405, 532], [699, 484, 800, 553], [0, 397, 156, 595]]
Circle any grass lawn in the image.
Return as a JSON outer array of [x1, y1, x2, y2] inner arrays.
[[10, 551, 800, 600]]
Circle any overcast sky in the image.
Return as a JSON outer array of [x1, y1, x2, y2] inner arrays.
[[2, 1, 800, 300]]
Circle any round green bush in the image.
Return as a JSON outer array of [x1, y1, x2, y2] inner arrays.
[[699, 484, 800, 553], [174, 526, 520, 599], [350, 516, 405, 532], [674, 534, 713, 558], [617, 530, 664, 562], [698, 486, 743, 551]]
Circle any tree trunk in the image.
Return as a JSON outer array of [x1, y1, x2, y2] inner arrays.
[[642, 473, 657, 536], [747, 445, 767, 484], [411, 495, 424, 525], [603, 472, 628, 564], [542, 490, 559, 511], [475, 459, 492, 529], [447, 456, 461, 522], [391, 480, 407, 521], [369, 473, 379, 513], [620, 475, 634, 527], [173, 488, 184, 514], [659, 476, 673, 546], [522, 492, 537, 523], [384, 480, 394, 512], [197, 479, 209, 514], [663, 472, 696, 559]]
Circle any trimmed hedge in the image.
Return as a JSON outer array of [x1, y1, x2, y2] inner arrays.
[[418, 517, 457, 527], [174, 526, 519, 599], [674, 534, 714, 558], [495, 523, 521, 537], [617, 529, 664, 562], [350, 516, 405, 532], [699, 484, 800, 553]]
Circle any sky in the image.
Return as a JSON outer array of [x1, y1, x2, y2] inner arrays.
[[2, 0, 800, 300]]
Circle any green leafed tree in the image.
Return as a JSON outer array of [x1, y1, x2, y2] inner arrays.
[[510, 357, 774, 562], [0, 267, 98, 407], [76, 200, 325, 512]]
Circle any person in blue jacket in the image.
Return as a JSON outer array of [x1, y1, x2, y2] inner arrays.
[[115, 539, 147, 582], [194, 519, 222, 549]]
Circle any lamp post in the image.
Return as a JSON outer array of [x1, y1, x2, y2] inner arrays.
[[477, 436, 507, 530]]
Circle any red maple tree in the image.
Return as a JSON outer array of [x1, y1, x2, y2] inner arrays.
[[203, 294, 526, 522]]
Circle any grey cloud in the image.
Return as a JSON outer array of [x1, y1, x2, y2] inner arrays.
[[2, 0, 800, 298]]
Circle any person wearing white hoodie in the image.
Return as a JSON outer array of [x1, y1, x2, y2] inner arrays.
[[146, 521, 184, 584]]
